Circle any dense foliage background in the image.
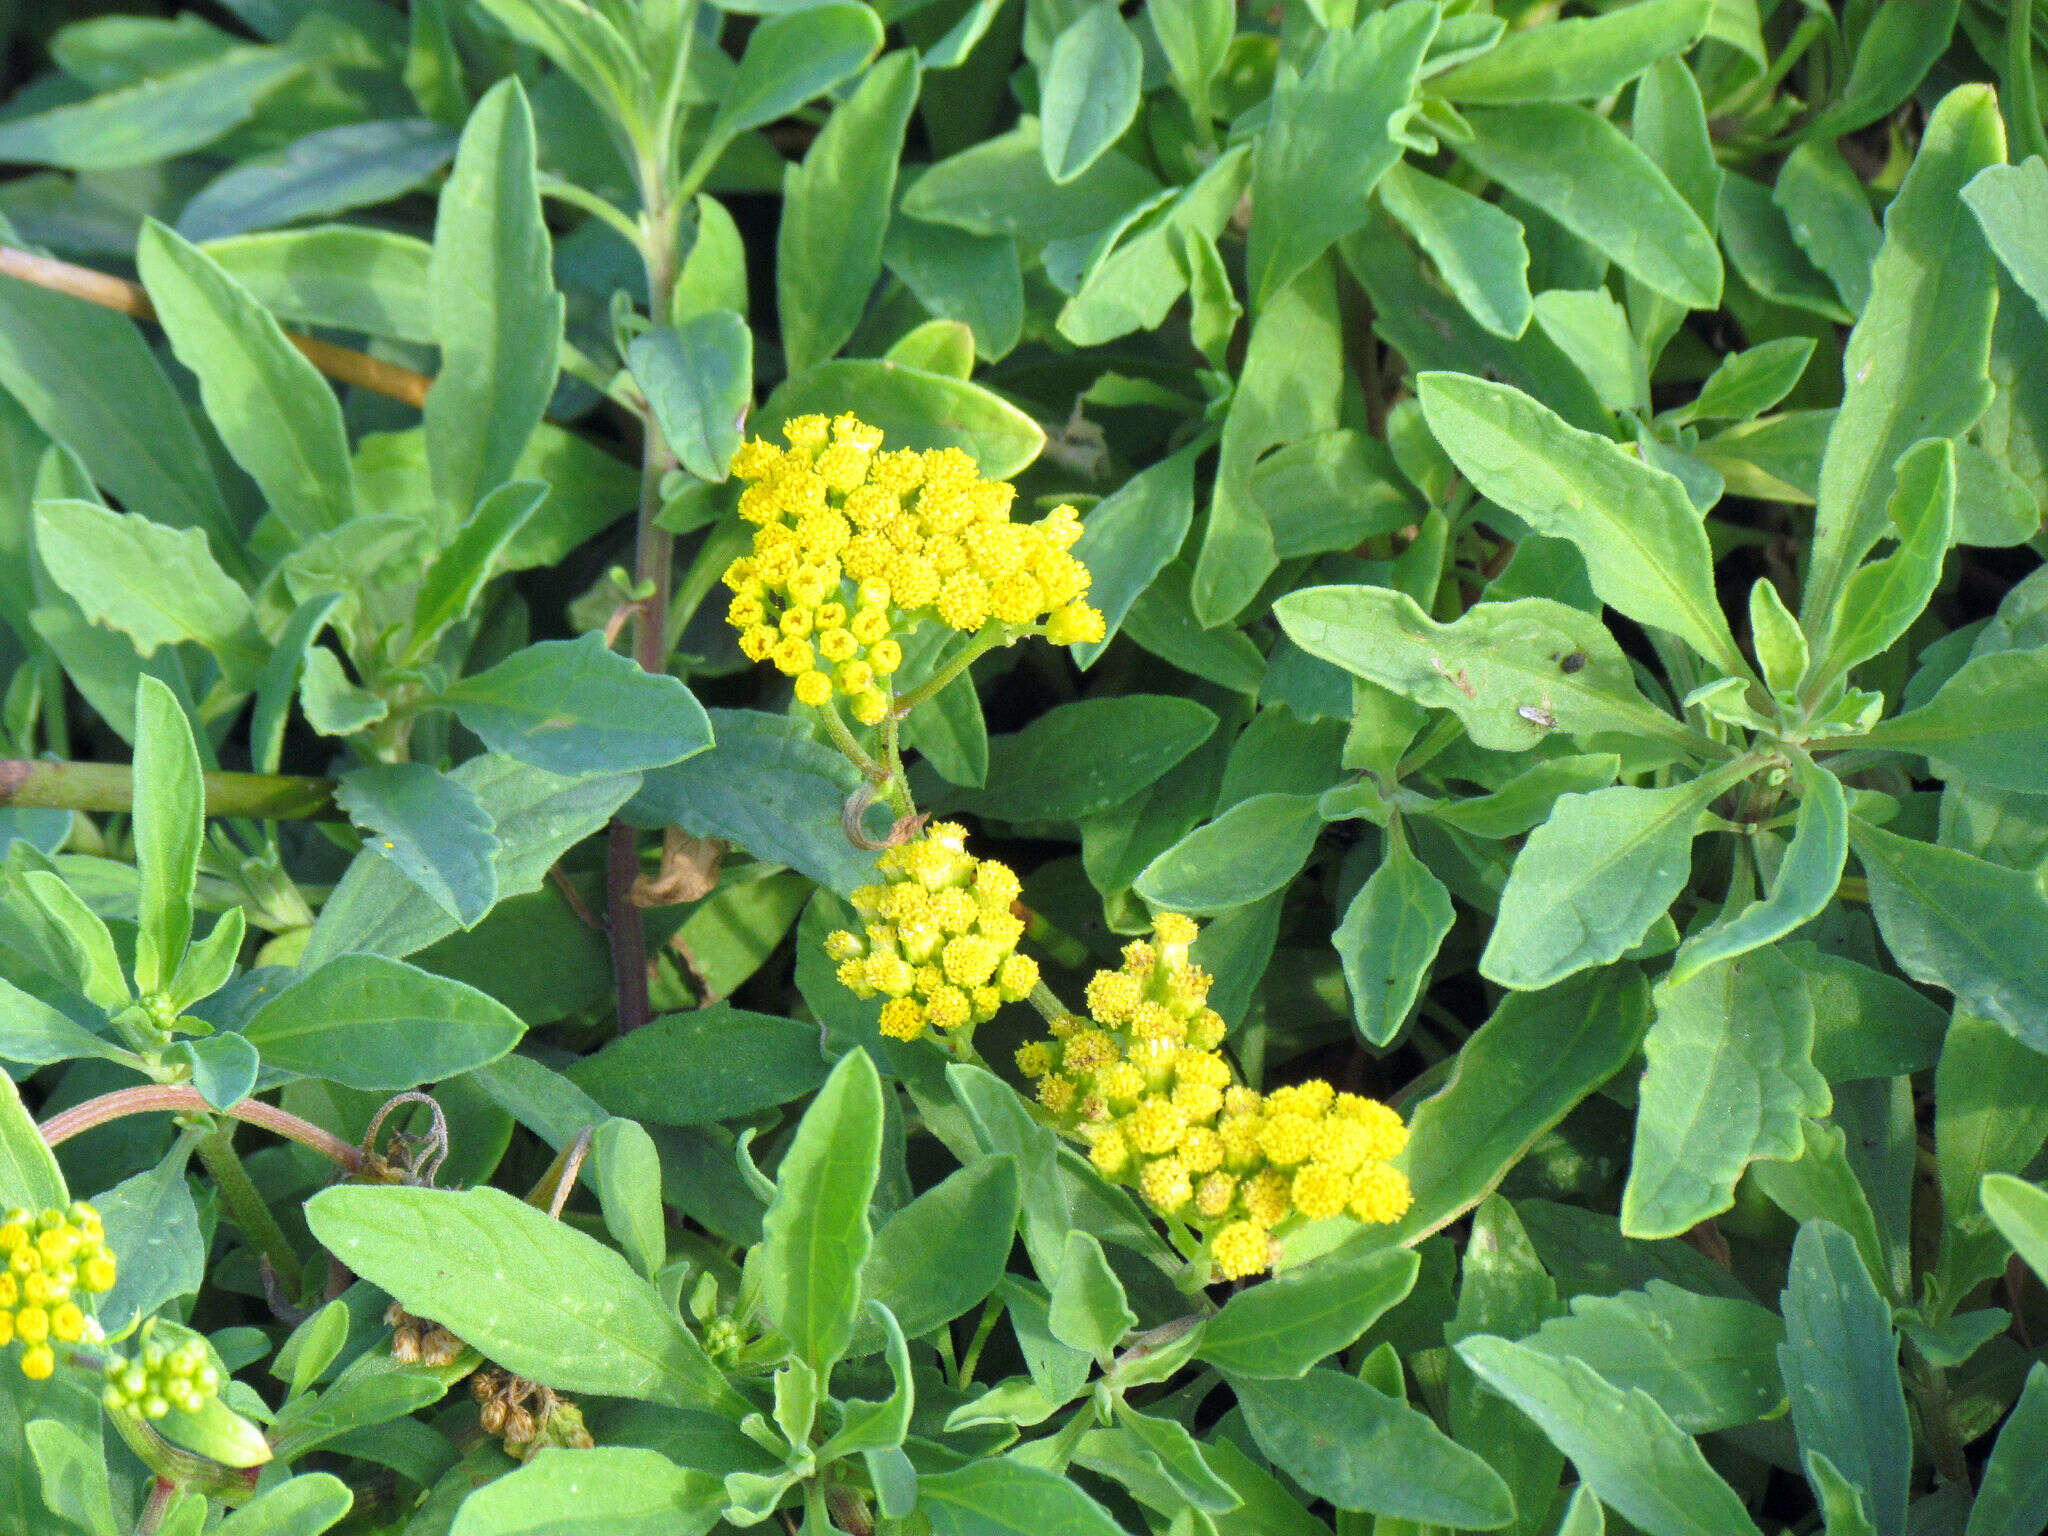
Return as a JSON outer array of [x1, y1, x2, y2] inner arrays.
[[2, 0, 2048, 1532]]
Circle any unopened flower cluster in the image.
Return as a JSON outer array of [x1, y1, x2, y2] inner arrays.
[[0, 1202, 115, 1379], [827, 822, 1039, 1042], [724, 413, 1106, 724], [101, 1328, 222, 1420], [1016, 916, 1412, 1279]]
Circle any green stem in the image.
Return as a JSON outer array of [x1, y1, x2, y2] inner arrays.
[[891, 628, 1014, 718], [195, 1122, 305, 1301], [815, 696, 885, 781], [2010, 0, 2048, 165], [1028, 979, 1071, 1026], [133, 1478, 175, 1536], [878, 712, 913, 819], [953, 1293, 1005, 1390], [0, 759, 336, 820], [537, 176, 644, 247]]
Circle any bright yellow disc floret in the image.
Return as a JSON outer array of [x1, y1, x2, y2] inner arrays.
[[1, 1204, 114, 1379]]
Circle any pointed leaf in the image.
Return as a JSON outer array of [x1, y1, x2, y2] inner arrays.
[[441, 634, 714, 775]]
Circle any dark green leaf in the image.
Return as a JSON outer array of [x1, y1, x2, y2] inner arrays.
[[1335, 820, 1457, 1045], [131, 675, 203, 995], [629, 315, 754, 484], [1200, 1238, 1418, 1379], [1133, 793, 1322, 915], [705, 3, 885, 159], [757, 360, 1043, 481], [441, 635, 714, 775], [566, 1005, 828, 1126], [1433, 0, 1712, 102], [1039, 3, 1143, 185], [178, 119, 457, 242], [335, 763, 501, 930], [951, 695, 1218, 823], [0, 47, 303, 170], [409, 480, 550, 653], [243, 953, 525, 1089]]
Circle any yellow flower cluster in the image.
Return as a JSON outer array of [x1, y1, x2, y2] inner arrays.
[[101, 1327, 222, 1420], [0, 1203, 116, 1380], [827, 822, 1039, 1043], [1016, 917, 1412, 1280], [723, 413, 1106, 724]]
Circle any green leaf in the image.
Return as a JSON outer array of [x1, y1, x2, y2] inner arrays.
[[1808, 439, 1954, 695], [1427, 754, 1623, 839], [334, 763, 500, 931], [1967, 1360, 2048, 1536], [0, 46, 303, 170], [33, 499, 259, 680], [863, 1156, 1020, 1340], [274, 1300, 350, 1401], [1807, 0, 1962, 139], [470, 0, 648, 139], [306, 1184, 739, 1412], [1416, 373, 1743, 675], [441, 634, 714, 775], [1458, 104, 1721, 310], [589, 1117, 665, 1283], [1774, 142, 1882, 315], [408, 480, 550, 654], [1432, 0, 1712, 102], [1666, 759, 1848, 985], [902, 117, 1162, 240], [1849, 818, 2048, 1048], [1113, 1403, 1241, 1513], [1857, 646, 2048, 793], [1937, 1012, 2048, 1236], [1377, 161, 1532, 339], [1192, 254, 1343, 624], [204, 226, 435, 345], [0, 975, 129, 1067], [1623, 947, 1830, 1239], [243, 953, 525, 1089], [948, 1064, 1072, 1279], [1133, 793, 1322, 915], [212, 1473, 353, 1536], [1521, 1281, 1784, 1434], [1276, 587, 1696, 755], [18, 869, 130, 1014], [1456, 1335, 1764, 1536], [628, 315, 755, 484], [1230, 1369, 1515, 1528], [1039, 3, 1143, 185], [0, 269, 238, 560], [757, 359, 1043, 481], [1533, 287, 1646, 413], [1964, 159, 2048, 323], [1778, 1219, 1910, 1532], [566, 1004, 828, 1126], [1147, 0, 1231, 136], [173, 1033, 259, 1111], [137, 219, 357, 543], [1247, 0, 1437, 308], [168, 904, 249, 1014], [1675, 338, 1817, 426], [1801, 85, 2004, 629], [426, 77, 564, 535], [704, 3, 884, 164], [1483, 764, 1752, 991], [623, 707, 872, 896], [919, 1457, 1127, 1536], [178, 118, 458, 243], [759, 1048, 883, 1376], [91, 1146, 204, 1335], [1047, 1229, 1135, 1363], [24, 1420, 116, 1536], [1335, 818, 1456, 1045], [1369, 967, 1652, 1256], [129, 675, 203, 996], [0, 1069, 65, 1210], [300, 651, 387, 736], [778, 51, 919, 372], [950, 695, 1218, 823], [448, 1447, 722, 1536], [1200, 1238, 1418, 1379]]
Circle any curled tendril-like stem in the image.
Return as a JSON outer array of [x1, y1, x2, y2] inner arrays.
[[841, 783, 927, 852], [360, 1092, 451, 1187]]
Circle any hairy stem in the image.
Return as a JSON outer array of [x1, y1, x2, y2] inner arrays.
[[0, 246, 431, 408], [195, 1121, 305, 1301], [0, 759, 337, 819], [40, 1086, 366, 1170], [133, 1478, 176, 1536]]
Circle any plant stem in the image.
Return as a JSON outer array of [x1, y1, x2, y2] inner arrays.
[[40, 1086, 367, 1170], [133, 1478, 175, 1536], [1028, 979, 1070, 1026], [953, 1293, 1005, 1389], [2010, 0, 2048, 165], [0, 759, 338, 819], [815, 697, 885, 780], [195, 1121, 305, 1301], [890, 629, 1012, 718], [605, 157, 688, 1039], [0, 245, 432, 409]]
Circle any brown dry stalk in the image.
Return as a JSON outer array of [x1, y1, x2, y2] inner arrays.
[[0, 244, 433, 409]]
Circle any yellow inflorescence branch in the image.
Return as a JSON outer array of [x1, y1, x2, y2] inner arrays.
[[723, 412, 1106, 728]]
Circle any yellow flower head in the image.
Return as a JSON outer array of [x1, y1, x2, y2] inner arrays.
[[728, 416, 1103, 713], [824, 825, 1032, 1047], [1, 1204, 113, 1379]]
